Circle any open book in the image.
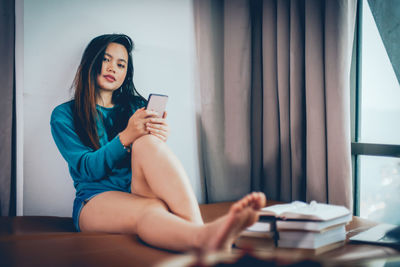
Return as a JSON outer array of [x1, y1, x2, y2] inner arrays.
[[260, 201, 350, 221]]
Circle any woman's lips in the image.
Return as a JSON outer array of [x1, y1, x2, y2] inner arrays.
[[104, 75, 116, 82]]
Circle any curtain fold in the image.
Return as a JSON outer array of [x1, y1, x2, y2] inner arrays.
[[261, 0, 281, 201], [304, 0, 328, 204], [223, 0, 253, 198], [0, 0, 16, 216], [289, 0, 306, 202], [249, 0, 263, 192], [194, 0, 357, 209], [324, 0, 356, 207], [194, 0, 228, 202]]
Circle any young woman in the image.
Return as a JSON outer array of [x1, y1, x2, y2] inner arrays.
[[50, 34, 266, 252]]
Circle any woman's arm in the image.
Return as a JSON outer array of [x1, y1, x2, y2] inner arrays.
[[50, 104, 161, 182], [50, 116, 128, 182]]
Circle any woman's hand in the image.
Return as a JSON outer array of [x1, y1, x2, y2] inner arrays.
[[119, 108, 159, 146], [146, 111, 170, 142]]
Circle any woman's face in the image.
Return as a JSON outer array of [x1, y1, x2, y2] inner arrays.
[[96, 42, 128, 92]]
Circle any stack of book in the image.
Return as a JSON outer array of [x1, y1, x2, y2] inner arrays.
[[235, 201, 352, 254], [260, 201, 352, 254]]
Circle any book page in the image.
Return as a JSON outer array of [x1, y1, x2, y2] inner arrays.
[[260, 201, 308, 216], [260, 201, 350, 221]]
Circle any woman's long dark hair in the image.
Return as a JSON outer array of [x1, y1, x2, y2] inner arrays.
[[73, 34, 146, 150]]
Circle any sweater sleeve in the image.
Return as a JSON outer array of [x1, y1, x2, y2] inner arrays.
[[50, 106, 128, 182]]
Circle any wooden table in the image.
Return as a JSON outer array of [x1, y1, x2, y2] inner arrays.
[[1, 201, 399, 266]]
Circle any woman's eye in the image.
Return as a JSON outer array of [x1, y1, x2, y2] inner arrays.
[[103, 58, 110, 62], [118, 64, 125, 69]]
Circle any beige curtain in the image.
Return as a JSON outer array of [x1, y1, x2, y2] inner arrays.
[[0, 0, 16, 216], [194, 0, 357, 209]]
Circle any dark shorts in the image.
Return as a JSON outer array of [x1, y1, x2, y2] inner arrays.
[[72, 190, 106, 232]]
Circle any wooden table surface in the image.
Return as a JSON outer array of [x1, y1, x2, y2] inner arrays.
[[1, 200, 399, 267]]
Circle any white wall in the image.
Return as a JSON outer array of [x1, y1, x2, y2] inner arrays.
[[19, 0, 202, 216]]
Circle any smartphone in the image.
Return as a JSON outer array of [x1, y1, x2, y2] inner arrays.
[[146, 94, 168, 117]]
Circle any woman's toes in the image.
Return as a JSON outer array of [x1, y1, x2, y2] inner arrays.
[[243, 195, 251, 206], [231, 202, 241, 213], [248, 192, 266, 210], [232, 192, 267, 213], [259, 192, 267, 206]]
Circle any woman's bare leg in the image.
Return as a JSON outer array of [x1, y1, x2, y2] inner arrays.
[[79, 191, 266, 252], [130, 135, 203, 224]]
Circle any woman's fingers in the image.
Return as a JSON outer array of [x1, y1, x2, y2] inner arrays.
[[148, 117, 167, 124], [128, 108, 169, 141], [123, 108, 163, 145], [146, 125, 167, 134], [146, 121, 169, 141], [150, 132, 166, 142], [146, 119, 169, 131]]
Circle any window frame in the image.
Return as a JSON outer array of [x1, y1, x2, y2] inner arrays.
[[351, 0, 400, 216]]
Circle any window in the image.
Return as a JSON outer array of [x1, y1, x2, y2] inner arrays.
[[352, 0, 400, 224]]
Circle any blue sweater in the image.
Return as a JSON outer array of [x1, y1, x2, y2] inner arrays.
[[50, 100, 141, 198]]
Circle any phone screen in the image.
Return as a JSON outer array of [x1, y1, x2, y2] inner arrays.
[[146, 94, 168, 117]]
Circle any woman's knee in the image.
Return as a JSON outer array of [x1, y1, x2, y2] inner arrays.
[[132, 134, 164, 158], [133, 134, 163, 150]]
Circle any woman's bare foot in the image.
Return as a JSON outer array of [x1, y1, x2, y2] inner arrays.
[[198, 192, 266, 252]]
